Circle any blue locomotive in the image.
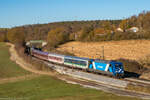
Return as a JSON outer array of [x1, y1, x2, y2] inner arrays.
[[89, 59, 124, 77], [31, 48, 124, 78]]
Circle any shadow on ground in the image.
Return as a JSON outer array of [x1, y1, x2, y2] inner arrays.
[[117, 58, 147, 78]]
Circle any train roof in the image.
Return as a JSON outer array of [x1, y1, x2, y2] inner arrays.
[[48, 52, 65, 57], [33, 49, 49, 55], [32, 48, 65, 57], [65, 55, 92, 61], [94, 59, 122, 64], [94, 59, 111, 64]]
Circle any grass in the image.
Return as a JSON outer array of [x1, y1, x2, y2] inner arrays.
[[0, 75, 142, 100], [0, 42, 30, 78]]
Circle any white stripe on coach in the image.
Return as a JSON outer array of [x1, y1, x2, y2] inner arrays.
[[92, 62, 96, 69], [105, 64, 110, 71]]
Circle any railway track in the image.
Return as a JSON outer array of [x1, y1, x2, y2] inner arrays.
[[33, 57, 128, 88], [36, 57, 150, 86], [32, 57, 150, 99], [60, 76, 150, 99], [125, 78, 150, 85], [33, 56, 150, 86]]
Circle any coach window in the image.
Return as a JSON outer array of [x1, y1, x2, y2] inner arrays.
[[67, 59, 70, 63]]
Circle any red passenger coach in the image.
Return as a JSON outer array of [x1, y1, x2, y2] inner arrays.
[[48, 53, 64, 64], [32, 49, 49, 61]]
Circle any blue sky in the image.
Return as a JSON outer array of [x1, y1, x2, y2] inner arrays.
[[0, 0, 150, 28]]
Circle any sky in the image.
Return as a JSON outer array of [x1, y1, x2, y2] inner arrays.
[[0, 0, 150, 28]]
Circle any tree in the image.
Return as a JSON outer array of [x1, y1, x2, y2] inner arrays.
[[119, 19, 129, 32], [143, 12, 150, 31], [101, 21, 112, 30], [47, 27, 69, 48], [77, 26, 93, 41], [137, 11, 145, 30], [94, 28, 105, 35], [0, 29, 7, 42], [128, 15, 137, 27], [7, 27, 25, 44]]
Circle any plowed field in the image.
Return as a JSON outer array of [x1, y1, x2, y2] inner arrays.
[[56, 40, 150, 61]]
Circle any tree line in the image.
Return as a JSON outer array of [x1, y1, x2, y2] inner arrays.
[[0, 11, 150, 49]]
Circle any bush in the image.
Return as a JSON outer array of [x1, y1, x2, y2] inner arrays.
[[112, 32, 138, 40], [138, 55, 150, 68]]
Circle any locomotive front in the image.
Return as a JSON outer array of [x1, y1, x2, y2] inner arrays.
[[111, 61, 124, 78]]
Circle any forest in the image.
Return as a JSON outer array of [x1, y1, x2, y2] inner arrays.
[[0, 11, 150, 49]]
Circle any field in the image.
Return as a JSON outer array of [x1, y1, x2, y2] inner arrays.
[[0, 42, 30, 78], [56, 40, 150, 61], [0, 75, 141, 100], [0, 43, 142, 100]]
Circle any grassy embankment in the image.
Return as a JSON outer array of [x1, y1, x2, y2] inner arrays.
[[0, 43, 142, 100], [0, 76, 142, 100], [0, 42, 30, 78]]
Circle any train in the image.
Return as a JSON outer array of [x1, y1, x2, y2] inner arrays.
[[29, 48, 124, 78]]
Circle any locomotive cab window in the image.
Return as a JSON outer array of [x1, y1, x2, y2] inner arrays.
[[115, 64, 122, 68]]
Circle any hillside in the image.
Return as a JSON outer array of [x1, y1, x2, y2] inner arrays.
[[56, 40, 150, 61]]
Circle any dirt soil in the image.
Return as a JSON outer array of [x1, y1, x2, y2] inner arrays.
[[6, 43, 58, 76], [0, 74, 39, 84], [56, 40, 150, 61]]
